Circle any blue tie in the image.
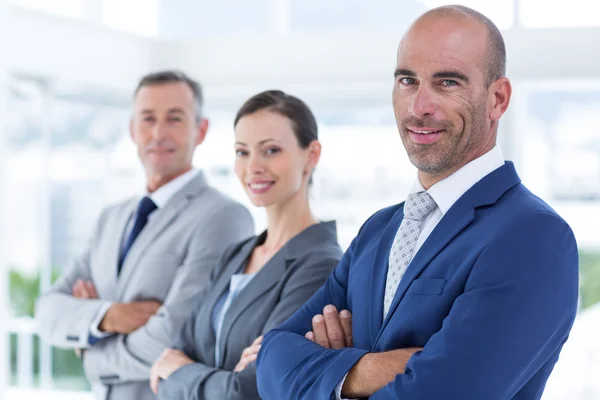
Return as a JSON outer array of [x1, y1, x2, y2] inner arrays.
[[118, 196, 157, 274]]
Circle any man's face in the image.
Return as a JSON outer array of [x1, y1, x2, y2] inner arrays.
[[392, 16, 496, 177], [130, 82, 207, 181]]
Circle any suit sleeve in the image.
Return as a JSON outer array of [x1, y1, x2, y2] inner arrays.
[[369, 212, 579, 400], [256, 237, 370, 400], [157, 250, 342, 400], [35, 209, 111, 349], [82, 203, 255, 385]]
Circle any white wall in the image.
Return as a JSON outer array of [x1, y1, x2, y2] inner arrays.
[[152, 26, 600, 104], [5, 5, 154, 92]]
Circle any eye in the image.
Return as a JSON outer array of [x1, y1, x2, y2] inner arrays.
[[168, 116, 183, 122], [399, 77, 417, 85], [235, 149, 248, 157], [264, 147, 281, 156], [142, 116, 155, 123], [440, 80, 459, 87]]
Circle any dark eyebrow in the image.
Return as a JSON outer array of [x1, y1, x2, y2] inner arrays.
[[433, 71, 470, 83], [235, 139, 280, 146], [394, 68, 416, 78]]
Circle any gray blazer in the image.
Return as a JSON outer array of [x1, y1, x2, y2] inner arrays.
[[157, 221, 342, 400], [35, 172, 255, 400]]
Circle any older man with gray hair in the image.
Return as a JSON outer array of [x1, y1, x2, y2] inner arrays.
[[36, 70, 254, 400]]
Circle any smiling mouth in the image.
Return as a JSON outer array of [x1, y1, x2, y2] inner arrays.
[[248, 182, 273, 190], [407, 128, 444, 135]]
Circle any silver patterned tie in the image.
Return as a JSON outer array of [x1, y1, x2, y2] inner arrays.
[[383, 191, 438, 318]]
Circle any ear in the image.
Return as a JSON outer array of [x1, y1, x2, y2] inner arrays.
[[306, 140, 322, 171], [129, 118, 136, 143], [489, 77, 512, 122], [195, 118, 209, 146]]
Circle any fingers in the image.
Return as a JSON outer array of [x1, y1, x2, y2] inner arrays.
[[139, 300, 162, 315], [72, 280, 85, 298], [243, 353, 258, 366], [323, 305, 345, 349], [235, 353, 258, 372], [233, 361, 244, 373], [236, 340, 262, 373], [84, 282, 98, 299], [72, 280, 98, 299], [305, 331, 315, 342], [311, 314, 329, 348], [150, 365, 159, 394], [241, 343, 261, 360], [340, 309, 353, 347]]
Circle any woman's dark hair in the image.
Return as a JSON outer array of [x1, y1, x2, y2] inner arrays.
[[234, 90, 318, 148]]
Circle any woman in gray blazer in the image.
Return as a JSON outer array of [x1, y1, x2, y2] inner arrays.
[[150, 90, 343, 400]]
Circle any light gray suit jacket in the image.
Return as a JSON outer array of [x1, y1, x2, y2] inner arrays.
[[35, 172, 254, 400], [157, 221, 342, 400]]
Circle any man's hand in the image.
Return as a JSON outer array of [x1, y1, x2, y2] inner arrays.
[[305, 305, 352, 349], [342, 347, 423, 398], [234, 336, 263, 372], [150, 348, 194, 394], [99, 301, 162, 334], [72, 280, 98, 299]]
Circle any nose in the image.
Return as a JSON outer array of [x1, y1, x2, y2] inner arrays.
[[247, 153, 265, 175], [151, 121, 169, 140], [409, 86, 438, 118]]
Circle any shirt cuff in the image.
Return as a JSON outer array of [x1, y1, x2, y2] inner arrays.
[[335, 372, 359, 400], [88, 302, 113, 344]]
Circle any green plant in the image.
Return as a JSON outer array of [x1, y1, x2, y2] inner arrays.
[[579, 250, 600, 310], [9, 267, 88, 390]]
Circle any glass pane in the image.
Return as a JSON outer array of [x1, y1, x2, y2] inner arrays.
[[514, 82, 600, 398], [102, 0, 159, 37], [45, 88, 132, 390], [291, 0, 514, 34], [5, 77, 46, 390], [520, 0, 600, 28], [156, 0, 271, 38], [291, 0, 427, 33], [5, 76, 134, 392], [7, 0, 88, 20]]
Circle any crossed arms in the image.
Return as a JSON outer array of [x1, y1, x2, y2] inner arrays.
[[256, 213, 579, 399]]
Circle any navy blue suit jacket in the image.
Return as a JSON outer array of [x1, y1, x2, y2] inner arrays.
[[256, 162, 579, 400]]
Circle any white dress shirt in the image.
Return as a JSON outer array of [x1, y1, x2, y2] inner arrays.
[[336, 146, 505, 399], [88, 169, 201, 341]]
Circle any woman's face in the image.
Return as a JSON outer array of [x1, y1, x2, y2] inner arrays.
[[234, 109, 319, 208]]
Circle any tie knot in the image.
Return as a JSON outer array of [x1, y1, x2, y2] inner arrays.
[[137, 196, 157, 218], [403, 191, 437, 221]]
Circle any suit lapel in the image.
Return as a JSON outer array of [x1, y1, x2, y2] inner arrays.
[[216, 252, 289, 366], [98, 200, 136, 300], [374, 193, 475, 345], [373, 161, 522, 345], [367, 207, 404, 345], [115, 174, 207, 298], [200, 240, 255, 366]]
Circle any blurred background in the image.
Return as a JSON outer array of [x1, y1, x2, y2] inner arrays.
[[0, 0, 599, 399]]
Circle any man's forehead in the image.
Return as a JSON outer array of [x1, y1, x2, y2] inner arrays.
[[397, 19, 487, 75], [398, 47, 474, 72], [134, 85, 194, 107]]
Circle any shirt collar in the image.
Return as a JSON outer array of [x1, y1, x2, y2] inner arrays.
[[409, 146, 505, 215], [147, 168, 200, 209]]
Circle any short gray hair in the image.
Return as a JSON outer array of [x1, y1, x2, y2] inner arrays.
[[134, 70, 204, 120]]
